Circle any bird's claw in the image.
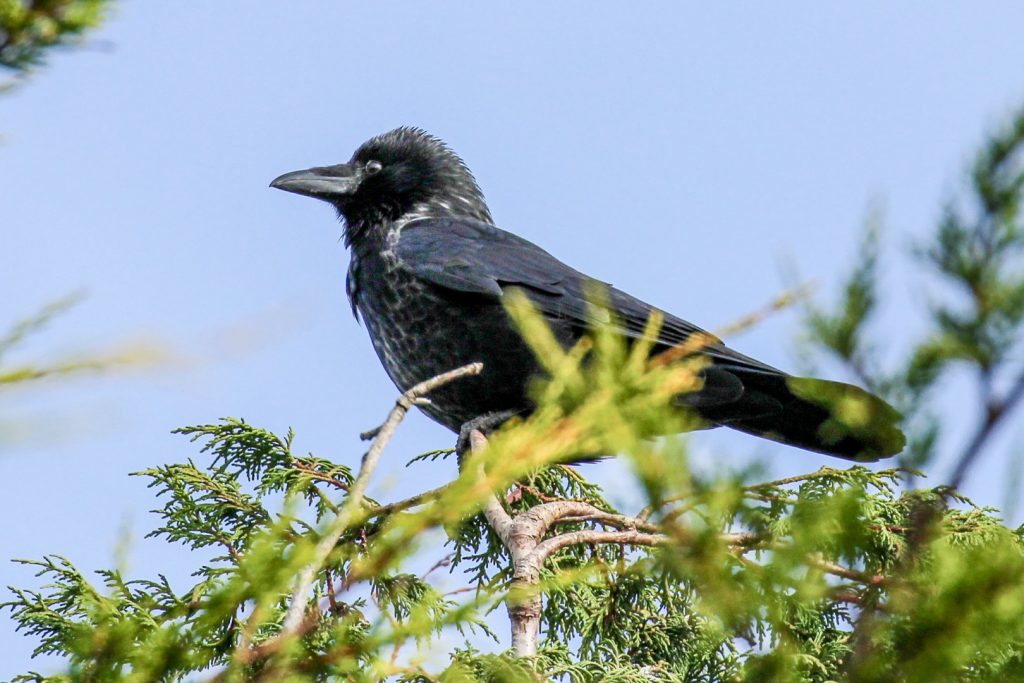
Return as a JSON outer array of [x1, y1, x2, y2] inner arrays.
[[455, 410, 522, 466]]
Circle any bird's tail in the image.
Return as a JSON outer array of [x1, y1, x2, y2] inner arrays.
[[697, 371, 905, 462]]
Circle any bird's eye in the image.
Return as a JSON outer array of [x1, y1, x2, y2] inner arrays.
[[365, 160, 383, 175]]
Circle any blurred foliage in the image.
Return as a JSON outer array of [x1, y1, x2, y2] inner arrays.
[[0, 294, 163, 390], [0, 0, 111, 80], [5, 106, 1024, 682], [0, 295, 167, 448], [1, 293, 95, 387], [803, 107, 1024, 486]]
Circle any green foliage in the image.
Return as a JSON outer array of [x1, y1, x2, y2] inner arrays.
[[6, 408, 1024, 681], [803, 107, 1024, 481], [0, 0, 111, 77], [6, 105, 1024, 682]]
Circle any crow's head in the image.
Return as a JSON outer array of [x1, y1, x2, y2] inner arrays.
[[271, 127, 492, 244]]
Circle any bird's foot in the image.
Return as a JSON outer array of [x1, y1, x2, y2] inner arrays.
[[456, 410, 522, 466]]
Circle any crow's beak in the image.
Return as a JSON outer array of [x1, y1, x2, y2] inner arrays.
[[270, 164, 361, 201]]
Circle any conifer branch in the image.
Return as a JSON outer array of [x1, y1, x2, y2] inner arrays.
[[364, 482, 457, 519], [275, 363, 484, 638], [470, 428, 538, 656], [949, 364, 1024, 488]]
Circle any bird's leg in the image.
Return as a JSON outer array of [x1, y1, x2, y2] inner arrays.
[[456, 409, 521, 466]]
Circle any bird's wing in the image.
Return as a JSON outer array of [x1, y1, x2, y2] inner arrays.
[[394, 217, 904, 462], [394, 217, 780, 375]]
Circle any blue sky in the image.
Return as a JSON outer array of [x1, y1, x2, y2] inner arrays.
[[2, 2, 1024, 673]]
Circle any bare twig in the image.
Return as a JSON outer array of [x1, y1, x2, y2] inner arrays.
[[948, 364, 1024, 489], [364, 482, 456, 520], [713, 282, 817, 339], [810, 556, 886, 586], [422, 553, 454, 580], [746, 467, 853, 491], [651, 284, 814, 368], [637, 495, 699, 523], [721, 532, 764, 548], [555, 512, 660, 533], [472, 430, 514, 546], [275, 363, 484, 639]]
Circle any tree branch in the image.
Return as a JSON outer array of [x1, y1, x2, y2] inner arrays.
[[469, 431, 765, 657], [948, 363, 1024, 489], [471, 429, 514, 548], [364, 482, 456, 520], [810, 556, 886, 586], [529, 529, 666, 566], [275, 363, 484, 638], [468, 428, 543, 656]]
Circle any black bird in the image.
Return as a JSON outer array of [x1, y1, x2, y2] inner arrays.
[[271, 127, 904, 461]]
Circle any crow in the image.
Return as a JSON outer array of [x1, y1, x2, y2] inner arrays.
[[271, 127, 904, 461]]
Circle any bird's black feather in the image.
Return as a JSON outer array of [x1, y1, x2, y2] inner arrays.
[[271, 127, 905, 461]]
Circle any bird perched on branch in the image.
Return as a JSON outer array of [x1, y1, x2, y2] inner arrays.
[[271, 127, 904, 461]]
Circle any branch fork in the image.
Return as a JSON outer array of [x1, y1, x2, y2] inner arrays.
[[468, 430, 665, 657]]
